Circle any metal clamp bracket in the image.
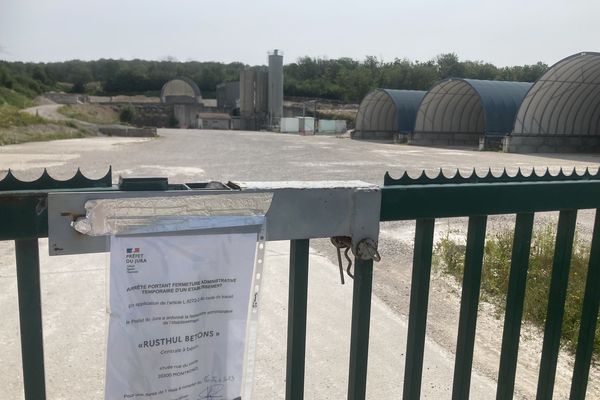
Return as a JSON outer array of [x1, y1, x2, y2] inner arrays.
[[48, 180, 381, 256]]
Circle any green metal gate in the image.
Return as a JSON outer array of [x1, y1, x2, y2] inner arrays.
[[381, 168, 600, 400], [1, 167, 599, 399], [0, 168, 113, 400]]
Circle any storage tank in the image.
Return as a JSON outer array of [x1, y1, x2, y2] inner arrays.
[[268, 50, 284, 127], [239, 69, 255, 117], [255, 70, 268, 114]]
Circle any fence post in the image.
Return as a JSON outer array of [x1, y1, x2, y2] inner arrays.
[[15, 238, 46, 400], [537, 209, 577, 400], [348, 258, 373, 400], [496, 212, 534, 400], [286, 239, 310, 400], [403, 218, 435, 400], [452, 215, 487, 400], [569, 210, 600, 400]]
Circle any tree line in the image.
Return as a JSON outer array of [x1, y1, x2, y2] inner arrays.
[[0, 53, 548, 104]]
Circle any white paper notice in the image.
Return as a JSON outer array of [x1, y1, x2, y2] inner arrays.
[[106, 232, 258, 400]]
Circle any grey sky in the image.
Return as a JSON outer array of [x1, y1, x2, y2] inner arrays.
[[1, 0, 598, 67]]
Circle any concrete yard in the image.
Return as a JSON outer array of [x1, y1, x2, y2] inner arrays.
[[1, 129, 600, 399]]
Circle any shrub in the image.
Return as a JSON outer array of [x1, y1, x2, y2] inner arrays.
[[0, 87, 32, 108], [119, 104, 135, 124], [0, 105, 45, 128], [433, 222, 598, 360]]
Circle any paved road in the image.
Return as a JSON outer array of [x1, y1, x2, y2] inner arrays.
[[1, 130, 599, 399]]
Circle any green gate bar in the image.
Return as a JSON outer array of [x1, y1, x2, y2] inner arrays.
[[569, 210, 600, 400], [402, 218, 435, 400], [286, 239, 310, 400], [347, 258, 373, 400], [536, 210, 577, 400], [452, 215, 488, 400], [15, 238, 47, 400], [496, 212, 534, 400]]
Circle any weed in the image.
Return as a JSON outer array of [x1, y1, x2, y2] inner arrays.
[[0, 105, 45, 128], [433, 222, 598, 360]]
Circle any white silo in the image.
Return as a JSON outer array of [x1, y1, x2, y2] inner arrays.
[[268, 49, 284, 128]]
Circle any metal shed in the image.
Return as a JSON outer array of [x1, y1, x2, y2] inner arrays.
[[353, 89, 426, 141], [506, 52, 600, 153], [411, 79, 532, 149]]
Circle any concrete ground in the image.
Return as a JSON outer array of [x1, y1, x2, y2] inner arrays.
[[1, 129, 600, 399]]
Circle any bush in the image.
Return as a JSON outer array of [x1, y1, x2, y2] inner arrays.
[[0, 105, 45, 128], [70, 81, 85, 94], [119, 104, 135, 123], [0, 87, 32, 108], [433, 223, 598, 360]]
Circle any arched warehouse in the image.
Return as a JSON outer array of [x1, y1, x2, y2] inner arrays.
[[160, 77, 202, 104], [353, 89, 426, 141], [159, 77, 204, 129], [410, 79, 532, 149], [505, 52, 600, 153]]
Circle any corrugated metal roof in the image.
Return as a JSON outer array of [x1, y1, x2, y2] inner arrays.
[[514, 52, 600, 136], [414, 79, 532, 136], [355, 89, 426, 133]]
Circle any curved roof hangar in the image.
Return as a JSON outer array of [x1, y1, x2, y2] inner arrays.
[[414, 79, 533, 136], [513, 52, 600, 136], [355, 89, 426, 134]]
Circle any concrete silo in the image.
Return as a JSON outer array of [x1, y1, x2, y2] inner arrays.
[[255, 70, 268, 116], [268, 49, 284, 128], [239, 69, 256, 117]]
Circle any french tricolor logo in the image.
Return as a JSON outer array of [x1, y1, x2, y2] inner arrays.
[[127, 248, 140, 254]]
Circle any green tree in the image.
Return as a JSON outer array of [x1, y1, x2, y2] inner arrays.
[[436, 53, 465, 79]]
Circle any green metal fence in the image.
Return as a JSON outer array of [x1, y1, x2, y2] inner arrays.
[[0, 168, 113, 400], [381, 168, 600, 400], [2, 167, 599, 399]]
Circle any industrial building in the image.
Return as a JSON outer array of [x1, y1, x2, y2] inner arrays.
[[236, 50, 284, 130], [216, 81, 240, 111], [318, 119, 347, 134], [410, 79, 532, 149], [160, 78, 229, 129], [160, 77, 202, 104], [214, 50, 345, 134], [506, 52, 600, 153], [353, 89, 426, 141], [238, 68, 268, 130], [196, 112, 232, 130], [352, 52, 600, 153]]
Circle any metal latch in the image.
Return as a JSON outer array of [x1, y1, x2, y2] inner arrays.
[[331, 236, 380, 284]]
